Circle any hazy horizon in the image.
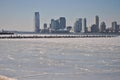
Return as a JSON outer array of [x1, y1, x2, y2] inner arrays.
[[0, 0, 120, 31]]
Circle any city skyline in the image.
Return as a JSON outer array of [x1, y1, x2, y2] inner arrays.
[[34, 13, 120, 33], [0, 0, 120, 31]]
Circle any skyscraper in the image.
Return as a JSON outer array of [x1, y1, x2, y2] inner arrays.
[[51, 19, 55, 29], [43, 23, 47, 29], [59, 17, 66, 29], [35, 12, 40, 33], [74, 18, 82, 33], [95, 16, 99, 32], [112, 21, 119, 33], [83, 18, 87, 33], [91, 24, 98, 33], [50, 19, 60, 30], [55, 20, 60, 30], [100, 22, 106, 32]]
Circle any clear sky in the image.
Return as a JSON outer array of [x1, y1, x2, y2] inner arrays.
[[0, 0, 120, 31]]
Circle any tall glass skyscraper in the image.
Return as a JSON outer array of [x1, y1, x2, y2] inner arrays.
[[112, 21, 119, 33], [74, 18, 82, 33], [50, 17, 66, 31], [83, 18, 87, 33], [100, 22, 106, 32], [35, 12, 40, 33], [95, 16, 99, 32], [59, 17, 66, 29], [50, 19, 60, 30]]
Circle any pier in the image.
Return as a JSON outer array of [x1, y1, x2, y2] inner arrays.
[[0, 34, 118, 39]]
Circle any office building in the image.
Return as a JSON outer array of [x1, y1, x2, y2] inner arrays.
[[74, 18, 82, 33], [55, 20, 60, 30], [112, 21, 119, 33], [100, 22, 106, 32], [59, 17, 66, 29], [91, 24, 98, 33], [50, 19, 60, 30], [43, 23, 47, 29], [35, 12, 40, 33], [83, 18, 87, 33], [51, 19, 55, 29], [95, 15, 99, 32]]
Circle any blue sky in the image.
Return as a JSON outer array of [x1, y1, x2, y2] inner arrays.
[[0, 0, 120, 31]]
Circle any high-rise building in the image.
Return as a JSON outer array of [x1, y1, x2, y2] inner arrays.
[[55, 20, 60, 30], [83, 18, 87, 33], [50, 19, 60, 30], [100, 22, 106, 32], [43, 23, 47, 29], [50, 17, 66, 31], [51, 19, 55, 29], [112, 21, 119, 33], [91, 24, 98, 33], [35, 12, 40, 33], [59, 17, 66, 29], [95, 15, 99, 32], [74, 18, 82, 33]]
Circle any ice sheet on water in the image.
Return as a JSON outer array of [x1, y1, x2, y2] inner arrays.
[[0, 37, 120, 80]]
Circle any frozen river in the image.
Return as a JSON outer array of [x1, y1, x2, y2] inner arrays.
[[0, 37, 120, 80]]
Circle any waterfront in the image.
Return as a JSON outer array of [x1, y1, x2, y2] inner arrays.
[[0, 37, 120, 80], [0, 33, 118, 39]]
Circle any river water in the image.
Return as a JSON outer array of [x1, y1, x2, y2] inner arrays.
[[0, 37, 120, 80]]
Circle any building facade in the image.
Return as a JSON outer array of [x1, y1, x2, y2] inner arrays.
[[35, 12, 40, 33], [43, 23, 47, 29], [100, 22, 106, 32], [50, 17, 66, 31], [112, 21, 119, 33], [74, 18, 82, 33], [50, 19, 60, 30], [91, 24, 98, 33], [83, 18, 87, 33], [59, 17, 66, 29], [95, 16, 99, 32]]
